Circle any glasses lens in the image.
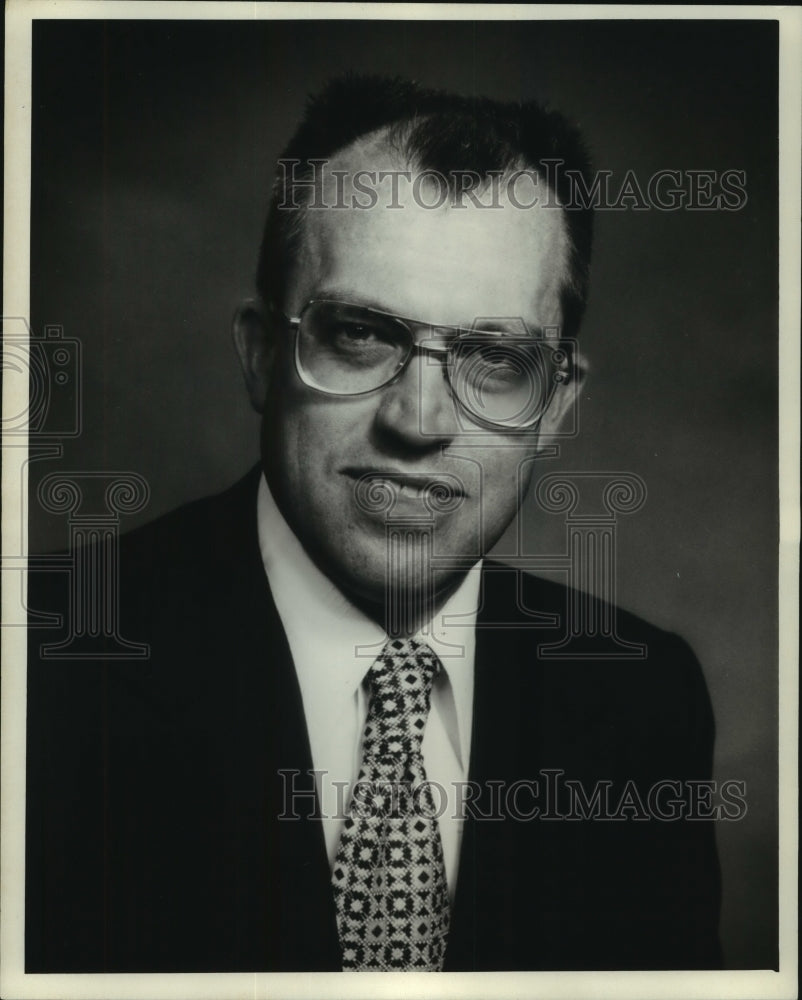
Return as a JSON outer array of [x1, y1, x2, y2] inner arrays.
[[297, 301, 409, 394], [449, 335, 553, 428]]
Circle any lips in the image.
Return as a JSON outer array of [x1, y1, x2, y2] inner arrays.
[[342, 467, 467, 500], [340, 467, 469, 522]]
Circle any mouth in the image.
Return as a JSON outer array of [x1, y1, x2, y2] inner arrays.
[[341, 466, 468, 507]]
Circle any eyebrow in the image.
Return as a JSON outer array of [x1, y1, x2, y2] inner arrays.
[[311, 288, 400, 314], [306, 288, 538, 336]]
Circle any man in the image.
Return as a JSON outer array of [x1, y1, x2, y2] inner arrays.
[[26, 75, 721, 972]]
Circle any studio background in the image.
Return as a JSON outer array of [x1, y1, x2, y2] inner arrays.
[[28, 18, 778, 969]]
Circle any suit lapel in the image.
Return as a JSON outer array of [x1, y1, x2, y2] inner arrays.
[[444, 563, 548, 970], [208, 469, 342, 970]]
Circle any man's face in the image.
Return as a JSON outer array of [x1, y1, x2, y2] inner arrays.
[[243, 145, 573, 613]]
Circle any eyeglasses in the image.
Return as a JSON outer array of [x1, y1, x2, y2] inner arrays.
[[283, 299, 570, 430]]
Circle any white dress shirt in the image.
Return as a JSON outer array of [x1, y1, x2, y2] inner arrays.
[[256, 473, 479, 899]]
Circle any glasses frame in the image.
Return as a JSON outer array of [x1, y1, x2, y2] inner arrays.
[[283, 298, 568, 431]]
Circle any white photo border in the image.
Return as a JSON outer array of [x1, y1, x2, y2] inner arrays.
[[2, 3, 799, 999]]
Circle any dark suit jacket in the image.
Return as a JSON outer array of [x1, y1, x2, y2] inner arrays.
[[26, 467, 721, 972]]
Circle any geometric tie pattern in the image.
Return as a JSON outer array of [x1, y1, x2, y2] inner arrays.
[[331, 637, 450, 971]]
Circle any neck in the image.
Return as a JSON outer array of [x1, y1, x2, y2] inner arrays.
[[345, 571, 467, 638]]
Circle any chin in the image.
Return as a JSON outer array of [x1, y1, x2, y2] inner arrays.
[[318, 535, 421, 600], [334, 534, 471, 624]]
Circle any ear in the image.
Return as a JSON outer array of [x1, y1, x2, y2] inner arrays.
[[537, 351, 587, 440], [232, 298, 276, 414]]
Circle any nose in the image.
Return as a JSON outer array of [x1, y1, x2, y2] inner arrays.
[[371, 349, 460, 453]]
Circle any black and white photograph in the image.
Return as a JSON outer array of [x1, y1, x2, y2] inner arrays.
[[1, 4, 798, 998]]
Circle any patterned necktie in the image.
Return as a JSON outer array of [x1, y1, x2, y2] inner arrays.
[[331, 636, 450, 971]]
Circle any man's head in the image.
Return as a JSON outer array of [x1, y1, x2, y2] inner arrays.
[[234, 75, 593, 622]]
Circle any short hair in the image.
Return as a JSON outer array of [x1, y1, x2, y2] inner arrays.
[[257, 74, 594, 340]]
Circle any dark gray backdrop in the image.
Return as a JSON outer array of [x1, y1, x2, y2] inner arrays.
[[29, 18, 778, 969]]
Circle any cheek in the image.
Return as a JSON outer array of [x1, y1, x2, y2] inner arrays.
[[472, 447, 537, 524], [269, 409, 330, 494], [265, 391, 373, 497]]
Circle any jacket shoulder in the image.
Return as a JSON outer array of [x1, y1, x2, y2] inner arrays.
[[117, 465, 262, 580], [479, 561, 715, 775]]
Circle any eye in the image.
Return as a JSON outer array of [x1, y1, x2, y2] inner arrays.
[[481, 347, 524, 378], [331, 321, 385, 346], [455, 341, 527, 381], [308, 306, 406, 370], [325, 320, 399, 361]]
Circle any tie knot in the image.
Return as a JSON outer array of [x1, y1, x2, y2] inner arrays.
[[362, 637, 441, 760]]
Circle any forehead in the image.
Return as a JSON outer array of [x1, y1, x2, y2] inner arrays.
[[288, 134, 570, 328]]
